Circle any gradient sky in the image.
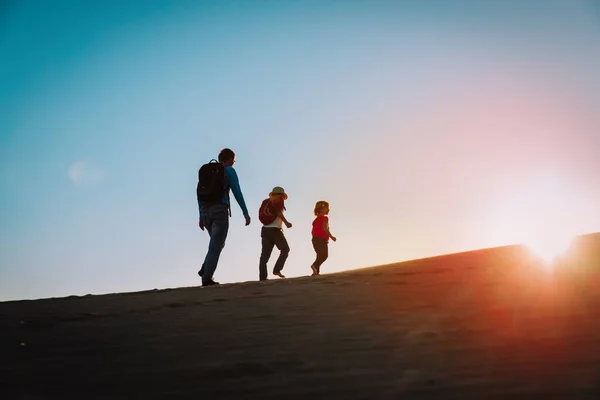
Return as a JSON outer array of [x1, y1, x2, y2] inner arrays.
[[2, 0, 600, 301]]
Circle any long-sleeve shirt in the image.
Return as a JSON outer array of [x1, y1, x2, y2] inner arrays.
[[198, 166, 249, 219]]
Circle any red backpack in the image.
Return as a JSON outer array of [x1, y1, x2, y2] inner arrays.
[[258, 197, 285, 225]]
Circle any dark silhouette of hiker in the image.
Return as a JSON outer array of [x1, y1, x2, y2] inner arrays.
[[310, 200, 336, 276], [258, 187, 292, 281], [197, 148, 250, 286]]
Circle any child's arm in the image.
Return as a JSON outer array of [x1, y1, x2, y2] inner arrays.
[[277, 211, 292, 228], [322, 218, 336, 241], [272, 197, 291, 228]]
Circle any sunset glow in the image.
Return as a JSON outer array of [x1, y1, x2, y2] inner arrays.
[[525, 232, 574, 263], [485, 174, 586, 266]]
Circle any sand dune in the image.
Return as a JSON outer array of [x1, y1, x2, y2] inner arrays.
[[2, 233, 600, 399]]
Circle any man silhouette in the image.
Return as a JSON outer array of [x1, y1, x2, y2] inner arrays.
[[198, 148, 251, 286]]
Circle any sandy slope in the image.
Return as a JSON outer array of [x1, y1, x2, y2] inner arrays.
[[2, 233, 600, 399]]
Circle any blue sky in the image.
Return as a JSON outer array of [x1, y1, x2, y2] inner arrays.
[[1, 0, 600, 301]]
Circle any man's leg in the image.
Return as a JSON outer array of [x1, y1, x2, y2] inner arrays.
[[272, 229, 290, 275], [202, 205, 229, 282], [258, 228, 275, 281], [198, 208, 213, 278]]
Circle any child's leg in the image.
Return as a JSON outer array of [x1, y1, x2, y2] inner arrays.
[[259, 228, 276, 281], [311, 237, 328, 274], [316, 241, 328, 273], [310, 237, 319, 275], [272, 229, 290, 275]]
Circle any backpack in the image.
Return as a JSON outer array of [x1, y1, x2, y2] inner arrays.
[[258, 198, 284, 225], [197, 160, 225, 203]]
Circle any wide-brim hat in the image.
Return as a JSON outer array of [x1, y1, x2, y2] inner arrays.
[[269, 186, 288, 200]]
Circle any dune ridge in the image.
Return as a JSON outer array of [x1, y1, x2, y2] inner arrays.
[[2, 233, 600, 399]]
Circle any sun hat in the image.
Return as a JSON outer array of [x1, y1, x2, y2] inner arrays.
[[269, 186, 288, 200]]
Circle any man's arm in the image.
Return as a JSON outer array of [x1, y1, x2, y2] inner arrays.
[[198, 199, 205, 230], [225, 166, 250, 217]]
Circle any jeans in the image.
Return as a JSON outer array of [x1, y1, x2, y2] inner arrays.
[[259, 227, 290, 280], [312, 236, 328, 272], [200, 203, 229, 282]]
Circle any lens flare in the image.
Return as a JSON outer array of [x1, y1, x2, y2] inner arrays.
[[525, 232, 574, 263]]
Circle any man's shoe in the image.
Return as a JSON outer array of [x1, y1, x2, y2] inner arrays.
[[310, 265, 318, 276], [202, 279, 220, 286], [273, 272, 286, 279]]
